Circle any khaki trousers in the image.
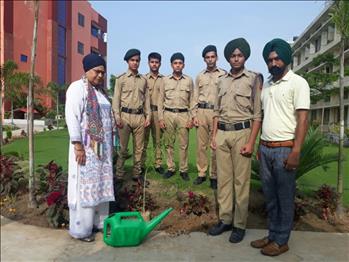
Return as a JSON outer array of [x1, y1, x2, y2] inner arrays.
[[196, 108, 217, 178], [216, 128, 251, 229], [163, 111, 189, 172], [116, 112, 145, 178], [141, 111, 162, 168]]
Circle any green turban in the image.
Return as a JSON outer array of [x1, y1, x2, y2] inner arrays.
[[124, 48, 141, 61], [224, 38, 250, 61], [262, 38, 292, 65], [170, 52, 185, 63]]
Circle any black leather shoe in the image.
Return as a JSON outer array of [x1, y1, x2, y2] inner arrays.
[[210, 178, 217, 190], [164, 170, 175, 179], [180, 172, 190, 181], [208, 221, 232, 236], [193, 176, 206, 185], [229, 227, 245, 243], [155, 166, 165, 174]]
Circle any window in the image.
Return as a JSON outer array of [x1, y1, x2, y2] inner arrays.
[[311, 110, 317, 122], [91, 48, 99, 55], [91, 24, 100, 38], [324, 95, 331, 102], [315, 37, 321, 53], [325, 65, 333, 74], [77, 41, 84, 55], [344, 89, 349, 100], [327, 25, 335, 43], [57, 56, 65, 85], [78, 13, 84, 27], [57, 0, 66, 26], [58, 26, 66, 57], [324, 108, 330, 124], [20, 54, 28, 62], [297, 53, 301, 65]]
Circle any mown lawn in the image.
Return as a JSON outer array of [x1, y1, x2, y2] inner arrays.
[[3, 128, 348, 206]]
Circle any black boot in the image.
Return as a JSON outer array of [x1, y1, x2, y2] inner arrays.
[[193, 176, 206, 185], [210, 178, 217, 189], [208, 221, 232, 236], [155, 166, 165, 175], [180, 172, 190, 181], [229, 227, 245, 243], [164, 170, 175, 179]]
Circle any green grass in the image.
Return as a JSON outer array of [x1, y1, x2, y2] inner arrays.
[[3, 129, 70, 169], [3, 129, 348, 206]]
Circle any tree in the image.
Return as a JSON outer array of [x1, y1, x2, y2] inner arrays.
[[0, 60, 17, 152], [299, 53, 339, 105], [7, 72, 30, 126], [108, 74, 116, 97], [330, 0, 349, 216], [47, 81, 67, 129], [28, 0, 40, 208]]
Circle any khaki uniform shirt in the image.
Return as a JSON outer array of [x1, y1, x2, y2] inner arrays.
[[158, 74, 195, 120], [112, 70, 151, 122], [145, 72, 164, 107], [193, 67, 226, 115], [214, 69, 262, 124]]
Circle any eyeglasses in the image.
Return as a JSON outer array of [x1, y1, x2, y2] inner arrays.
[[93, 69, 105, 76]]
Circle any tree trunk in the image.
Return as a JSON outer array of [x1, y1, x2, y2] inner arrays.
[[11, 97, 14, 127], [336, 38, 345, 217], [28, 0, 40, 208], [56, 93, 59, 130], [0, 79, 3, 153]]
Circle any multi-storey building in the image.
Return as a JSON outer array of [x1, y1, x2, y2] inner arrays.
[[0, 0, 107, 115], [291, 2, 349, 131]]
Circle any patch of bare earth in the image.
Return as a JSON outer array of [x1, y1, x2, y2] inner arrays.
[[1, 180, 348, 234]]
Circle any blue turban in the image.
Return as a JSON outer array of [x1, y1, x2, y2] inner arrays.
[[82, 53, 106, 72]]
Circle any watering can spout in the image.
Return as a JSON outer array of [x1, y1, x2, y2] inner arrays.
[[143, 208, 173, 237]]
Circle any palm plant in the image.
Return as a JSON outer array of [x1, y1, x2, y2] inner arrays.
[[47, 81, 67, 129], [7, 72, 30, 126], [1, 60, 18, 151], [252, 127, 338, 181]]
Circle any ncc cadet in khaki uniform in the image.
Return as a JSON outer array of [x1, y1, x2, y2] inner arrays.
[[141, 52, 165, 175], [158, 52, 195, 181], [112, 49, 151, 182], [193, 45, 226, 189], [208, 38, 263, 243]]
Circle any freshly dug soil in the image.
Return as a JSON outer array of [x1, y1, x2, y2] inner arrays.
[[1, 180, 348, 234]]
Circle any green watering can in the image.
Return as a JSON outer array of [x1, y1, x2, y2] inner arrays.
[[103, 208, 173, 247]]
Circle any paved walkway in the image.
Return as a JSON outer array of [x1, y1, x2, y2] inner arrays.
[[1, 216, 348, 261]]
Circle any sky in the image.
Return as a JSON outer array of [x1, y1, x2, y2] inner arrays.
[[90, 0, 328, 85]]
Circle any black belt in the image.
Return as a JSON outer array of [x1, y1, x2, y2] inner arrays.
[[198, 102, 214, 110], [150, 104, 158, 111], [121, 107, 144, 114], [165, 107, 188, 113], [218, 121, 251, 131]]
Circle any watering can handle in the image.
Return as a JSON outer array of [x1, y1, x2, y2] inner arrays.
[[117, 212, 144, 223]]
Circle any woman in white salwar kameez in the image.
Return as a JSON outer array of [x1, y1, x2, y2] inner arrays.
[[65, 54, 114, 242]]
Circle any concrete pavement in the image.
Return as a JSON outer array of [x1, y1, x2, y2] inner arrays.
[[1, 216, 348, 262]]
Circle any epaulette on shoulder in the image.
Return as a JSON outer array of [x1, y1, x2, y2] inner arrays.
[[219, 68, 227, 74], [116, 72, 126, 79]]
